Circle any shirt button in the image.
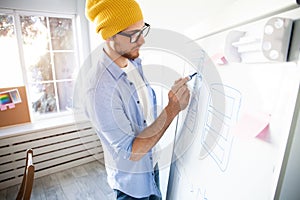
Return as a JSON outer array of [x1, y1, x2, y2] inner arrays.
[[137, 100, 140, 104], [144, 120, 146, 123]]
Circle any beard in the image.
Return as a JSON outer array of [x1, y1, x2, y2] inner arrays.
[[122, 49, 140, 60], [114, 40, 141, 60]]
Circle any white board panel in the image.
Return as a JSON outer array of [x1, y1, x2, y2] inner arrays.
[[167, 8, 300, 200]]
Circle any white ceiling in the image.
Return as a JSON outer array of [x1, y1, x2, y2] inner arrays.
[[138, 0, 238, 31]]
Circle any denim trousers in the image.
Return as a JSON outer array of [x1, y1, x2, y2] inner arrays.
[[114, 165, 162, 200]]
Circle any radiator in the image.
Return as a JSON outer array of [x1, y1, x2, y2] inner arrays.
[[0, 120, 104, 190]]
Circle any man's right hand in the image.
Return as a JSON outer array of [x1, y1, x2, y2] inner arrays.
[[167, 77, 191, 116]]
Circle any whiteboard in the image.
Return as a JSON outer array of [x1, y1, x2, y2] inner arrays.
[[167, 8, 300, 200]]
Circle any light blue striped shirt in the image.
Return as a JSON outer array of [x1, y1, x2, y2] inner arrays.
[[78, 49, 161, 198]]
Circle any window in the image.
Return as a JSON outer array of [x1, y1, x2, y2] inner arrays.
[[0, 14, 24, 87], [0, 10, 79, 120]]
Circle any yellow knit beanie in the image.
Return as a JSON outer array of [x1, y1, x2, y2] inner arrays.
[[85, 0, 144, 40]]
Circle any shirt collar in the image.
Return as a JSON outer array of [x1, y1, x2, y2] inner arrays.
[[101, 49, 142, 80], [100, 50, 125, 80]]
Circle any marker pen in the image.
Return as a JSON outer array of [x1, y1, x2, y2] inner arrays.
[[188, 72, 198, 81]]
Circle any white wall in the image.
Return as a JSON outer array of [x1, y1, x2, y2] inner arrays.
[[137, 0, 236, 32], [76, 0, 230, 55], [184, 0, 299, 39], [75, 0, 93, 64], [137, 0, 298, 39]]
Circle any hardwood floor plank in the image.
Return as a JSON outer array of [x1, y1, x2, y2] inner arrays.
[[0, 188, 6, 199], [83, 160, 105, 177], [0, 161, 114, 200], [42, 173, 60, 191], [71, 165, 89, 178], [97, 174, 115, 196], [55, 170, 75, 187], [31, 178, 47, 200], [44, 186, 67, 200], [5, 184, 18, 200]]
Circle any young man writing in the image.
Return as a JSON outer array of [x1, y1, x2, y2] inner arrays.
[[81, 0, 190, 199]]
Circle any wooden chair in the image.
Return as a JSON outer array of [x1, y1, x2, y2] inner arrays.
[[16, 149, 35, 200]]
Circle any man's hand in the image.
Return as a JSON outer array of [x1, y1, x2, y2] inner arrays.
[[167, 77, 191, 116]]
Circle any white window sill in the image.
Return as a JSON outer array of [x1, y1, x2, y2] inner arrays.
[[0, 113, 89, 138]]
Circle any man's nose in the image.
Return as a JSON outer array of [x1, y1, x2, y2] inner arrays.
[[136, 34, 145, 45]]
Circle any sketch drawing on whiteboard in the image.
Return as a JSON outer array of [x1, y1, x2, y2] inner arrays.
[[184, 74, 203, 133], [196, 188, 208, 200], [167, 157, 210, 200], [199, 84, 242, 171], [167, 157, 209, 200], [173, 73, 203, 160]]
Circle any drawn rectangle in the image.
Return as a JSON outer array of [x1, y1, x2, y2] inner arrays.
[[209, 88, 236, 119], [206, 110, 230, 140]]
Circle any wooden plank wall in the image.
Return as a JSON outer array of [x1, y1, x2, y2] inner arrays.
[[0, 121, 104, 190]]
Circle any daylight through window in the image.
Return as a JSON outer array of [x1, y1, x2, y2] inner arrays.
[[0, 11, 78, 119]]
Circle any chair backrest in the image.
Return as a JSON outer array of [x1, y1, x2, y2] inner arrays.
[[16, 149, 35, 200]]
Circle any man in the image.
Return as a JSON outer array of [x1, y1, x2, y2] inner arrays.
[[80, 0, 190, 199]]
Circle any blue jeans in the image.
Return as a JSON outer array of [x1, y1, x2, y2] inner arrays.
[[114, 165, 162, 200]]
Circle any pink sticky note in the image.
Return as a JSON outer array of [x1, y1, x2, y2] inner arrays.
[[8, 103, 15, 109], [0, 105, 7, 111], [211, 53, 228, 65], [231, 111, 271, 138]]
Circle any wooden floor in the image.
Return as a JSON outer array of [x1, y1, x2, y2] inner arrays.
[[0, 161, 115, 200]]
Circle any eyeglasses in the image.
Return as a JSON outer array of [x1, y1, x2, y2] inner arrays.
[[117, 23, 150, 43]]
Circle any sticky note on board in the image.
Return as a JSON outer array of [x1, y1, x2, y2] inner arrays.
[[0, 105, 7, 111], [8, 103, 15, 109], [230, 111, 271, 138]]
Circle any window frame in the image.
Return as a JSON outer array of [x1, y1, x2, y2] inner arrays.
[[0, 8, 81, 122]]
